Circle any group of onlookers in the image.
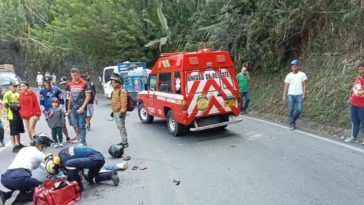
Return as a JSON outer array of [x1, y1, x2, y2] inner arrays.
[[1, 67, 97, 152], [0, 68, 122, 205]]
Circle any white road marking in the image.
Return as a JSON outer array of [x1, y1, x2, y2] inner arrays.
[[244, 116, 364, 155]]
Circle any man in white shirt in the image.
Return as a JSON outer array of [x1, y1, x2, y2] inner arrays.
[[283, 59, 308, 130], [0, 133, 53, 205], [36, 72, 43, 89]]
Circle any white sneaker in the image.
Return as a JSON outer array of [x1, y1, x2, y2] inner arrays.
[[59, 143, 64, 148], [344, 137, 355, 143], [54, 143, 59, 148]]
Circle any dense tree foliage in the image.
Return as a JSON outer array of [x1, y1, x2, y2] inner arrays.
[[0, 0, 363, 74], [1, 0, 364, 129]]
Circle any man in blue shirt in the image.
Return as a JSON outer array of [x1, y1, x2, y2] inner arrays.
[[39, 76, 70, 141]]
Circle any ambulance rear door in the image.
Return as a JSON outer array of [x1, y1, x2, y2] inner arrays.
[[186, 67, 237, 119]]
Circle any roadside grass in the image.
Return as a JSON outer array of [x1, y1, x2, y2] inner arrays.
[[249, 56, 357, 135]]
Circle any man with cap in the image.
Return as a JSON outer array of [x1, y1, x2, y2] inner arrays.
[[110, 73, 128, 148], [40, 75, 71, 143], [57, 145, 120, 191], [283, 59, 308, 130], [345, 61, 364, 144], [3, 81, 25, 152], [81, 72, 98, 131], [0, 133, 53, 205]]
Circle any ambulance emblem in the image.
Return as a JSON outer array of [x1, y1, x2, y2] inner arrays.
[[197, 95, 209, 111]]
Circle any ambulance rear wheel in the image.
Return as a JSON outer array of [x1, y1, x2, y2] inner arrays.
[[167, 110, 187, 136], [138, 103, 154, 124]]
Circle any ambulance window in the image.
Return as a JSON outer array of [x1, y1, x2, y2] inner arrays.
[[158, 72, 172, 93], [149, 74, 157, 91], [175, 72, 181, 94]]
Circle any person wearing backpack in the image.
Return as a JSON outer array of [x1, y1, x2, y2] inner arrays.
[[110, 73, 128, 148]]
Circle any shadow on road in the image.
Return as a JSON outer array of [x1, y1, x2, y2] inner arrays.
[[139, 119, 241, 142]]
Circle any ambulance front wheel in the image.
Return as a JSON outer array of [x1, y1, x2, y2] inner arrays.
[[167, 110, 187, 136], [138, 103, 154, 124]]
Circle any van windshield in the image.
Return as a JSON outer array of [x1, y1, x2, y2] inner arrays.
[[104, 68, 114, 83]]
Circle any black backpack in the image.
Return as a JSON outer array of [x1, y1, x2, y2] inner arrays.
[[126, 92, 136, 112]]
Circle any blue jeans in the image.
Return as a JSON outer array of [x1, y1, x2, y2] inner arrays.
[[72, 110, 87, 144], [350, 105, 364, 139], [240, 91, 251, 112], [287, 95, 303, 127], [65, 155, 112, 185]]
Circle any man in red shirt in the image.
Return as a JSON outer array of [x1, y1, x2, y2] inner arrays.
[[67, 68, 91, 145], [345, 61, 364, 144]]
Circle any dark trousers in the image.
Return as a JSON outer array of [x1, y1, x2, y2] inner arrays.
[[51, 127, 63, 143], [65, 155, 112, 185], [1, 168, 42, 199], [240, 91, 251, 112], [350, 105, 364, 138]]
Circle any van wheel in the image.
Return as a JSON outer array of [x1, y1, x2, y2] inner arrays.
[[166, 110, 186, 136], [138, 103, 153, 124]]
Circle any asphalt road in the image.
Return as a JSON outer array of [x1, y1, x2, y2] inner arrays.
[[0, 95, 364, 205]]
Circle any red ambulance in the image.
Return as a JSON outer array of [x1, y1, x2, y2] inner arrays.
[[137, 49, 242, 136]]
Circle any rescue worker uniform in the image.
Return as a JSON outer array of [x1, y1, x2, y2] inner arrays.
[[58, 146, 119, 190]]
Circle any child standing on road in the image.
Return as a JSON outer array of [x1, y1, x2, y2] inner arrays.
[[48, 97, 65, 148]]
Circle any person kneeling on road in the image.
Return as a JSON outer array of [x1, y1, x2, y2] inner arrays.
[[57, 145, 120, 191], [0, 133, 53, 205]]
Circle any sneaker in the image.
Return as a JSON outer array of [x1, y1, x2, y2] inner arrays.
[[70, 139, 79, 144], [12, 145, 21, 153], [18, 143, 26, 148], [29, 141, 35, 146], [345, 136, 355, 143], [118, 142, 129, 148], [54, 143, 59, 148], [12, 191, 33, 205], [111, 170, 120, 186], [59, 143, 64, 148], [0, 190, 11, 205]]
